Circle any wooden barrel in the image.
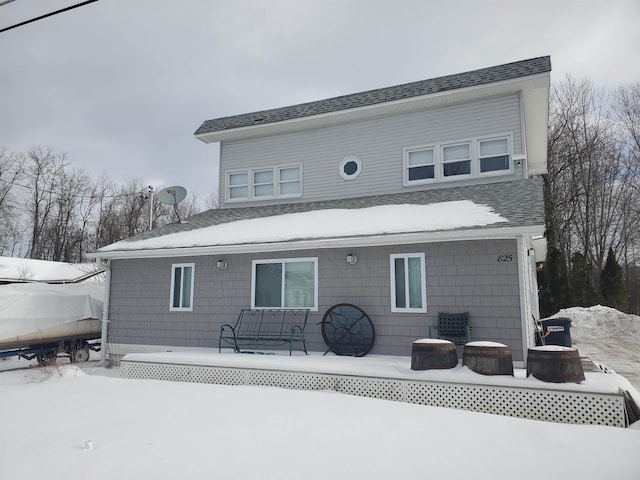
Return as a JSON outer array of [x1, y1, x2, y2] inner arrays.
[[527, 346, 585, 383], [462, 341, 514, 376], [411, 339, 458, 370]]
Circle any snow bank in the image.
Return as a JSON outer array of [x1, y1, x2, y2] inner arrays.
[[551, 305, 640, 340]]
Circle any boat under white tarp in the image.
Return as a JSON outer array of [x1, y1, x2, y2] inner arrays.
[[0, 282, 104, 350]]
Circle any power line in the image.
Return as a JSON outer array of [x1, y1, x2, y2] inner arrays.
[[0, 0, 99, 34], [0, 176, 149, 200]]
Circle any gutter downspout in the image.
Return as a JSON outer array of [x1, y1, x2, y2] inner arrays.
[[98, 257, 111, 366]]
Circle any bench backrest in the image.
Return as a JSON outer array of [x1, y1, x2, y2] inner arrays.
[[438, 312, 469, 337], [235, 309, 309, 336]]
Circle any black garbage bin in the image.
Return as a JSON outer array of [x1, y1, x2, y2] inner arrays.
[[536, 317, 572, 347]]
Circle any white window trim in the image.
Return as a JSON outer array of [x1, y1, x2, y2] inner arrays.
[[226, 164, 302, 203], [403, 133, 514, 186], [441, 141, 473, 180], [170, 263, 195, 312], [477, 135, 514, 177], [251, 257, 318, 311], [403, 146, 436, 185], [278, 165, 303, 197], [390, 253, 427, 313], [253, 169, 275, 198]]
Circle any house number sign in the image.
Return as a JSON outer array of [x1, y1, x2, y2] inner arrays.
[[497, 255, 513, 262]]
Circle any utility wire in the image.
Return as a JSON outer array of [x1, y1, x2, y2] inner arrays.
[[0, 176, 149, 200], [0, 0, 99, 33]]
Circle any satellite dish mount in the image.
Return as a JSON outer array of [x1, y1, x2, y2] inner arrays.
[[157, 186, 188, 223]]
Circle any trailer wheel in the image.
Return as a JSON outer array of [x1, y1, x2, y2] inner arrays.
[[71, 344, 90, 363], [37, 353, 57, 366]]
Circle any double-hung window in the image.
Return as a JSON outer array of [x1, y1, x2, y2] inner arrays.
[[279, 166, 301, 196], [226, 165, 301, 202], [479, 137, 510, 173], [442, 143, 471, 178], [170, 263, 195, 311], [403, 134, 512, 185], [390, 253, 426, 313], [405, 147, 435, 183], [228, 172, 249, 200], [253, 170, 274, 197], [252, 258, 318, 310]]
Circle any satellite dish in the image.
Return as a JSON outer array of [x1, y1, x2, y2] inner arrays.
[[157, 186, 187, 205], [157, 185, 187, 223]]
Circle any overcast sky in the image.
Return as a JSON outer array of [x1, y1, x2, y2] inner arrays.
[[1, 0, 638, 201]]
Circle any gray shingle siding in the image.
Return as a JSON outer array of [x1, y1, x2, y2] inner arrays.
[[107, 238, 524, 360], [194, 56, 550, 135]]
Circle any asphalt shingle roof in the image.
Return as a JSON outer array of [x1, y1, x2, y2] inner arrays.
[[194, 56, 551, 136], [104, 178, 544, 251]]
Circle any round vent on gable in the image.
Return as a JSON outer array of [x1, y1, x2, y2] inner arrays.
[[339, 156, 361, 180]]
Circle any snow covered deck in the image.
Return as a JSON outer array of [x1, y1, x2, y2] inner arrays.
[[120, 350, 633, 428]]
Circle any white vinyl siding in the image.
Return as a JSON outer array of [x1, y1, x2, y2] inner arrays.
[[219, 94, 522, 206], [170, 263, 195, 311], [390, 253, 426, 313], [251, 257, 318, 310]]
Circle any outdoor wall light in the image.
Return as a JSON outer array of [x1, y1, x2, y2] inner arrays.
[[346, 253, 357, 265], [216, 259, 227, 269]]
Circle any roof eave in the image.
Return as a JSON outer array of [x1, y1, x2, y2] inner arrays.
[[87, 224, 545, 260], [195, 73, 550, 144]]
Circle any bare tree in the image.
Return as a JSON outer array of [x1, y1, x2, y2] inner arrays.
[[544, 77, 640, 312], [24, 148, 69, 259], [0, 147, 25, 255]]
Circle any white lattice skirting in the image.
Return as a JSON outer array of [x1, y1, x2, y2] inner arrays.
[[121, 360, 627, 428]]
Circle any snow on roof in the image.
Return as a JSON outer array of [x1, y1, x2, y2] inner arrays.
[[99, 201, 508, 253], [0, 257, 104, 283]]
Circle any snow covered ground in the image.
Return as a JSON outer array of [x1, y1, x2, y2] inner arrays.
[[1, 305, 639, 479], [552, 305, 640, 391]]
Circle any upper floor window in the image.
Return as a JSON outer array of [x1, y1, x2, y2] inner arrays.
[[406, 148, 435, 182], [442, 143, 471, 178], [339, 156, 362, 180], [227, 165, 301, 202], [251, 257, 318, 310], [170, 263, 195, 311], [403, 134, 512, 186], [479, 138, 509, 173]]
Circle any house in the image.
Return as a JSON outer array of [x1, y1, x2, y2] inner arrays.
[[90, 56, 551, 367]]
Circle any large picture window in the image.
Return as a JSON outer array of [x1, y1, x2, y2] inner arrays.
[[170, 263, 195, 311], [390, 253, 426, 313], [252, 258, 318, 310]]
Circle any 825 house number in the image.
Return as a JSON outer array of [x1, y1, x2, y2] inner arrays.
[[497, 255, 513, 262]]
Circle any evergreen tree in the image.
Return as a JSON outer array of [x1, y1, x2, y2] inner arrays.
[[538, 244, 571, 317], [600, 247, 627, 311], [570, 252, 597, 307]]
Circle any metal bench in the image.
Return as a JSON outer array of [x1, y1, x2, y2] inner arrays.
[[219, 308, 310, 355], [428, 312, 471, 346]]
